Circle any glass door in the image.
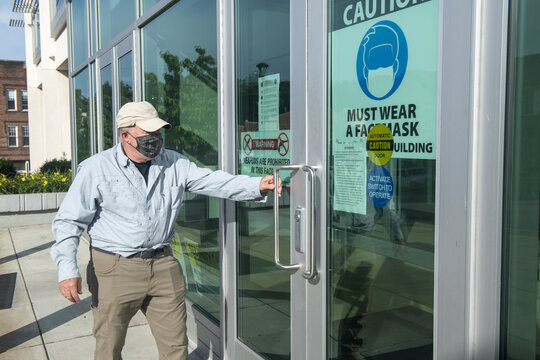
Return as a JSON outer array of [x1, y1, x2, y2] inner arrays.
[[225, 0, 324, 359], [327, 1, 439, 358], [224, 0, 439, 359], [233, 0, 292, 358]]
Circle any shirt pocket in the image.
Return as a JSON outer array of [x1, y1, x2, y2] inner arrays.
[[98, 180, 139, 220], [160, 186, 184, 211]]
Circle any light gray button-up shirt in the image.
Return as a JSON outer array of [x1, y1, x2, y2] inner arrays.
[[51, 144, 264, 282]]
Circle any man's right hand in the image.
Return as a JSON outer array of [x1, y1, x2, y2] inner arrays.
[[59, 277, 82, 303]]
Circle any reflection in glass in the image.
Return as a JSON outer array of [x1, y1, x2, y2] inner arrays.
[[100, 64, 114, 150], [236, 1, 291, 359], [501, 1, 540, 358], [142, 0, 220, 321], [74, 68, 91, 164], [98, 0, 134, 49], [90, 62, 98, 153], [118, 52, 133, 106], [90, 0, 97, 55], [71, 0, 88, 70]]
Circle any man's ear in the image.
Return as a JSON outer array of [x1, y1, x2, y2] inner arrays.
[[120, 131, 131, 145]]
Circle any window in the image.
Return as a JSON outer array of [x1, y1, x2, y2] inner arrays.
[[142, 0, 219, 322], [73, 68, 91, 164], [21, 90, 28, 111], [22, 126, 29, 146], [6, 90, 16, 110], [7, 126, 18, 147], [98, 0, 135, 49], [71, 0, 89, 70], [501, 1, 540, 358]]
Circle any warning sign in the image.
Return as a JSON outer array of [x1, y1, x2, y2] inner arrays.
[[367, 124, 393, 165], [330, 0, 439, 160], [240, 130, 291, 176]]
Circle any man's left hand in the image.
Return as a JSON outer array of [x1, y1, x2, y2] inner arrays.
[[260, 175, 282, 197]]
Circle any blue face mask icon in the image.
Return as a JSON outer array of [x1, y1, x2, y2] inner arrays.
[[357, 21, 408, 100]]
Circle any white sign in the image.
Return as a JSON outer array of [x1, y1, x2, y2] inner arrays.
[[333, 139, 367, 215], [258, 74, 280, 131]]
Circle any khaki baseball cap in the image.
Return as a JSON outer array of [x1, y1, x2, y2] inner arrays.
[[116, 101, 171, 132]]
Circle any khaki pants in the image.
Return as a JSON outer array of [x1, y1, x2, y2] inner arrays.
[[89, 247, 187, 360]]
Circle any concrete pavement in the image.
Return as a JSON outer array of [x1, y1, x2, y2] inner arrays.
[[0, 214, 202, 359]]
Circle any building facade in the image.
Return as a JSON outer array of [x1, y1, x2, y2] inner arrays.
[[21, 0, 71, 171], [66, 0, 539, 359], [0, 60, 29, 171]]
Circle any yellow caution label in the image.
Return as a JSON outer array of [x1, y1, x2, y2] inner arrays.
[[367, 124, 394, 166]]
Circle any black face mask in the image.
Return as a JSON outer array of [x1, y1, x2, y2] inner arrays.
[[130, 132, 163, 159]]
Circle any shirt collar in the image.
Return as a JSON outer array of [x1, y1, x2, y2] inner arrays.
[[116, 143, 131, 168]]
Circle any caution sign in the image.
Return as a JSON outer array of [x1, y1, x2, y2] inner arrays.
[[240, 130, 291, 176], [331, 0, 439, 160], [366, 124, 393, 165]]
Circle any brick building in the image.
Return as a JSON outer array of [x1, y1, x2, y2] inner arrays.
[[0, 60, 29, 171]]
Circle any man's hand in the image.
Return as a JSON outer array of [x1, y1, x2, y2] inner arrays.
[[260, 175, 282, 197], [59, 277, 82, 303]]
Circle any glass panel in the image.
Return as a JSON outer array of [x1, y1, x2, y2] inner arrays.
[[501, 1, 540, 358], [90, 0, 97, 55], [72, 0, 89, 70], [141, 0, 160, 14], [328, 1, 439, 358], [98, 0, 135, 49], [91, 62, 98, 152], [142, 0, 220, 321], [73, 68, 91, 164], [100, 64, 114, 150], [235, 1, 291, 358], [118, 52, 133, 106], [21, 90, 28, 110]]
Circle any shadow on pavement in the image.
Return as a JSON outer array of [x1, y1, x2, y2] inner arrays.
[[0, 297, 91, 353], [0, 241, 55, 265]]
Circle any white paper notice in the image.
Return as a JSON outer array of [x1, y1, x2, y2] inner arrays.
[[333, 139, 367, 215], [258, 73, 280, 131]]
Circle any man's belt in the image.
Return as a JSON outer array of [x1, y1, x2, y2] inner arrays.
[[92, 246, 166, 259]]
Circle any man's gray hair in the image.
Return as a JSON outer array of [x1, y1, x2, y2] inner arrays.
[[117, 126, 134, 141]]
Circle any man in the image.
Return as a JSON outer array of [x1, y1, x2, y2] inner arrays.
[[51, 101, 280, 359]]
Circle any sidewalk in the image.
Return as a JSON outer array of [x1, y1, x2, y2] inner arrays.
[[0, 215, 201, 359]]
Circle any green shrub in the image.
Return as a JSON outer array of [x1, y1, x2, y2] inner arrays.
[[40, 157, 72, 173], [0, 158, 17, 178]]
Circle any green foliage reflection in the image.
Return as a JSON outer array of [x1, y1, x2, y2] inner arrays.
[[144, 47, 218, 166]]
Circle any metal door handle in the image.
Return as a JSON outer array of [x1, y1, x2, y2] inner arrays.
[[273, 165, 317, 279], [301, 165, 316, 279]]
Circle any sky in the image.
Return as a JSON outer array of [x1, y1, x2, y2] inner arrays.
[[0, 1, 27, 61]]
